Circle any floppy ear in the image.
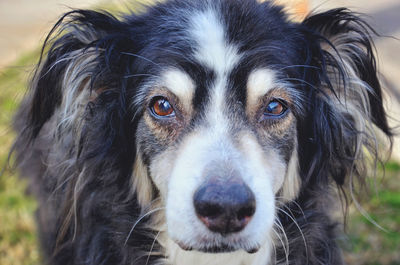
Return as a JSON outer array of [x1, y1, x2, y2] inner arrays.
[[297, 8, 393, 186], [13, 10, 145, 252], [25, 10, 136, 142], [16, 9, 146, 174]]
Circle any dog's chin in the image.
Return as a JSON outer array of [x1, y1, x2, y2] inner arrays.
[[176, 241, 260, 254]]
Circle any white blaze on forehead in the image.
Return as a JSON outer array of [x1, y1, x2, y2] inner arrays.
[[247, 69, 276, 106], [162, 68, 195, 108], [189, 9, 241, 132], [189, 9, 240, 75]]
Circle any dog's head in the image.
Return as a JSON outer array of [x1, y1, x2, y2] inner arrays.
[[22, 0, 392, 259]]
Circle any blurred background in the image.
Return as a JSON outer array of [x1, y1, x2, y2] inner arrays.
[[0, 0, 399, 264]]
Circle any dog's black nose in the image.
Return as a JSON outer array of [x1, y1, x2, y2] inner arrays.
[[193, 180, 256, 235]]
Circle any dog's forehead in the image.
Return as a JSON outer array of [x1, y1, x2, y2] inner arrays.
[[135, 1, 297, 119], [189, 9, 240, 79], [157, 8, 279, 112]]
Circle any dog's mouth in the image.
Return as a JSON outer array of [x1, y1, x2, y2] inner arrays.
[[176, 241, 260, 254]]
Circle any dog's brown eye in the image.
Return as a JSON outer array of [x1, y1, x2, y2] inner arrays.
[[151, 97, 175, 117], [264, 100, 287, 116]]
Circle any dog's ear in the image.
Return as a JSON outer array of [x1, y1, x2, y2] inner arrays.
[[15, 10, 145, 248], [297, 8, 393, 186], [25, 10, 137, 141]]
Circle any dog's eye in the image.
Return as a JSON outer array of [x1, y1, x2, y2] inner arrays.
[[150, 97, 175, 117], [264, 99, 287, 117]]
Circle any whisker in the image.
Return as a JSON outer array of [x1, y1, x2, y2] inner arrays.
[[272, 226, 289, 265], [153, 47, 198, 65], [124, 207, 165, 246], [269, 234, 278, 265], [274, 218, 290, 265], [281, 77, 320, 91], [123, 73, 158, 79], [278, 207, 309, 262], [275, 196, 307, 221], [145, 230, 161, 265], [120, 52, 160, 67], [285, 201, 307, 221], [277, 64, 320, 71]]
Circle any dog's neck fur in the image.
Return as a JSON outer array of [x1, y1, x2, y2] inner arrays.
[[165, 239, 272, 265]]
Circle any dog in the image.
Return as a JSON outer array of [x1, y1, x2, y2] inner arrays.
[[12, 0, 393, 264]]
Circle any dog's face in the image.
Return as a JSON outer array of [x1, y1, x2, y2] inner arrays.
[[20, 0, 392, 263], [133, 6, 302, 254]]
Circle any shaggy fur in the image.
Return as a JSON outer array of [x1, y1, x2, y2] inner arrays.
[[12, 0, 392, 264]]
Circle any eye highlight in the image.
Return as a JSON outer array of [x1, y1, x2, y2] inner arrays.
[[150, 97, 175, 118], [264, 99, 287, 117]]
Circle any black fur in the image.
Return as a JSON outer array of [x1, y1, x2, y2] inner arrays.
[[12, 0, 392, 264]]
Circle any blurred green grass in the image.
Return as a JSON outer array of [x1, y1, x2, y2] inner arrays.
[[343, 162, 400, 265], [0, 2, 399, 264], [0, 51, 40, 265]]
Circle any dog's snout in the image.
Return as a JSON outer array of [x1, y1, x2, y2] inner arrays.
[[193, 180, 256, 235]]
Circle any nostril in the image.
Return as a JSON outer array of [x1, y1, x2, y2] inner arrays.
[[237, 204, 256, 221], [196, 202, 223, 218]]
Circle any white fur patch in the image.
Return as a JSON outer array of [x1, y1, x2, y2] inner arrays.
[[162, 68, 195, 112], [131, 152, 153, 208], [280, 146, 301, 201], [163, 129, 279, 262], [166, 239, 272, 265], [246, 69, 276, 107], [189, 9, 240, 77]]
